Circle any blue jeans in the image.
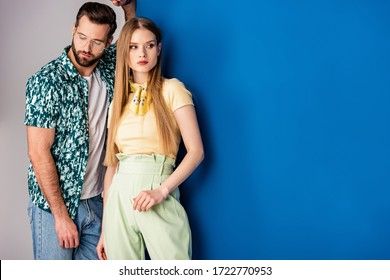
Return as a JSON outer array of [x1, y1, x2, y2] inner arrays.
[[28, 195, 103, 260]]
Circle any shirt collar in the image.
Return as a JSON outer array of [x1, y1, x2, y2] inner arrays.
[[60, 46, 110, 79], [59, 46, 79, 80]]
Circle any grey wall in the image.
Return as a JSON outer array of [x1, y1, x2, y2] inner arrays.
[[0, 0, 125, 260]]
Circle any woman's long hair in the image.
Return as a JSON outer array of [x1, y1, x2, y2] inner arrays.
[[104, 17, 177, 166]]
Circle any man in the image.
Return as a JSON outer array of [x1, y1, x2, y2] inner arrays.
[[24, 0, 136, 260]]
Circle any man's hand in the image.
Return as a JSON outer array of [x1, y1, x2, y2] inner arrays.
[[111, 0, 133, 6], [54, 213, 79, 248], [111, 0, 136, 21]]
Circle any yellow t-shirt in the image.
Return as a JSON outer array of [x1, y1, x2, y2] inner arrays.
[[109, 78, 194, 159]]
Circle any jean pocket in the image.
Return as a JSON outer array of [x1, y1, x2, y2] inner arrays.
[[27, 201, 33, 225]]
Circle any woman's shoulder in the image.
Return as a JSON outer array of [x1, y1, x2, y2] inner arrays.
[[162, 78, 193, 109], [162, 78, 191, 96], [163, 77, 186, 90], [163, 78, 191, 96]]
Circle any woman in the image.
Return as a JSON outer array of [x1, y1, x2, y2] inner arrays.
[[96, 17, 204, 260]]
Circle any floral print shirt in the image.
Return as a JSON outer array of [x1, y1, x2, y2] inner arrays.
[[24, 45, 115, 219]]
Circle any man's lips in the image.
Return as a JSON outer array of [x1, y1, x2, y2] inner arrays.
[[80, 52, 92, 58]]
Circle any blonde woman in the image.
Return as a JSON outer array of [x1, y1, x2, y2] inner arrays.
[[96, 17, 204, 260]]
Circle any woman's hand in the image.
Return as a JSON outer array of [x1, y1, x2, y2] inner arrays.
[[133, 187, 168, 212], [96, 234, 107, 260]]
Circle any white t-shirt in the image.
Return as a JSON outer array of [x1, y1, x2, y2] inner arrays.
[[81, 71, 108, 199]]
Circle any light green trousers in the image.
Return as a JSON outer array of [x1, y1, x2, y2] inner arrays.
[[103, 154, 192, 260]]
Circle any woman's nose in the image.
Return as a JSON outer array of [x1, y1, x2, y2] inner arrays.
[[139, 48, 146, 58]]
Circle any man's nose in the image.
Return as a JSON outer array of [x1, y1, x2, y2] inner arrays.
[[82, 40, 93, 52]]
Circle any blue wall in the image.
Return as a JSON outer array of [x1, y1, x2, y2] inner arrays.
[[138, 0, 390, 259]]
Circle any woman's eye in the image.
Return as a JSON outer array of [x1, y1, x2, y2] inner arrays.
[[147, 43, 155, 49], [130, 45, 137, 49]]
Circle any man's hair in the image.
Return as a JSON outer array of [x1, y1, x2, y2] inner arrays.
[[75, 2, 117, 40]]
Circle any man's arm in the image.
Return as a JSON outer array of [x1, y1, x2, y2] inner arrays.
[[27, 126, 79, 249], [112, 0, 137, 21]]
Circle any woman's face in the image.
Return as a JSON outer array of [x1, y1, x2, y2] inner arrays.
[[128, 28, 161, 83]]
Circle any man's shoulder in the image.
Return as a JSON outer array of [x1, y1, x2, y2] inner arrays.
[[29, 55, 67, 82], [28, 62, 75, 96], [99, 44, 117, 68], [104, 43, 116, 57]]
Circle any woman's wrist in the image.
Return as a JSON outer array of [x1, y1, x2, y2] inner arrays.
[[159, 185, 170, 199]]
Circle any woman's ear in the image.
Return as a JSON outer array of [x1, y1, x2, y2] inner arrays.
[[158, 42, 162, 56]]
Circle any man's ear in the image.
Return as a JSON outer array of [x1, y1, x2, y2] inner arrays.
[[72, 26, 76, 36], [107, 36, 114, 47]]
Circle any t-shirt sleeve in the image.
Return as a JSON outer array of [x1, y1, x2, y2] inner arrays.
[[24, 74, 58, 128], [163, 78, 194, 112]]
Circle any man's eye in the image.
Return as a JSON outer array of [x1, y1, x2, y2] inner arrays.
[[93, 40, 103, 46], [78, 35, 87, 40]]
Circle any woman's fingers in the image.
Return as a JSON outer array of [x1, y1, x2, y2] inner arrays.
[[133, 190, 161, 211]]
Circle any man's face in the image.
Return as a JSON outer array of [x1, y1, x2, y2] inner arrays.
[[71, 16, 111, 68]]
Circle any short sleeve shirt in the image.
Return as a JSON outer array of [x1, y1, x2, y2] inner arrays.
[[110, 78, 194, 159], [24, 45, 116, 219]]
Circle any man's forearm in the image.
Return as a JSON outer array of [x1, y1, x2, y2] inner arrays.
[[122, 0, 137, 21], [30, 152, 68, 218]]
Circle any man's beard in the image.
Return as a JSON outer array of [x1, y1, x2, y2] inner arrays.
[[71, 41, 103, 67]]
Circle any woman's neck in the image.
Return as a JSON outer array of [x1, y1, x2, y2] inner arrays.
[[132, 72, 149, 84]]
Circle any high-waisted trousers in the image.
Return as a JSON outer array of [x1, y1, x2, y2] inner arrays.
[[103, 154, 192, 260]]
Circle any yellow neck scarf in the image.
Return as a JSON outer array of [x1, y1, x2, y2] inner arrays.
[[129, 82, 152, 116]]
